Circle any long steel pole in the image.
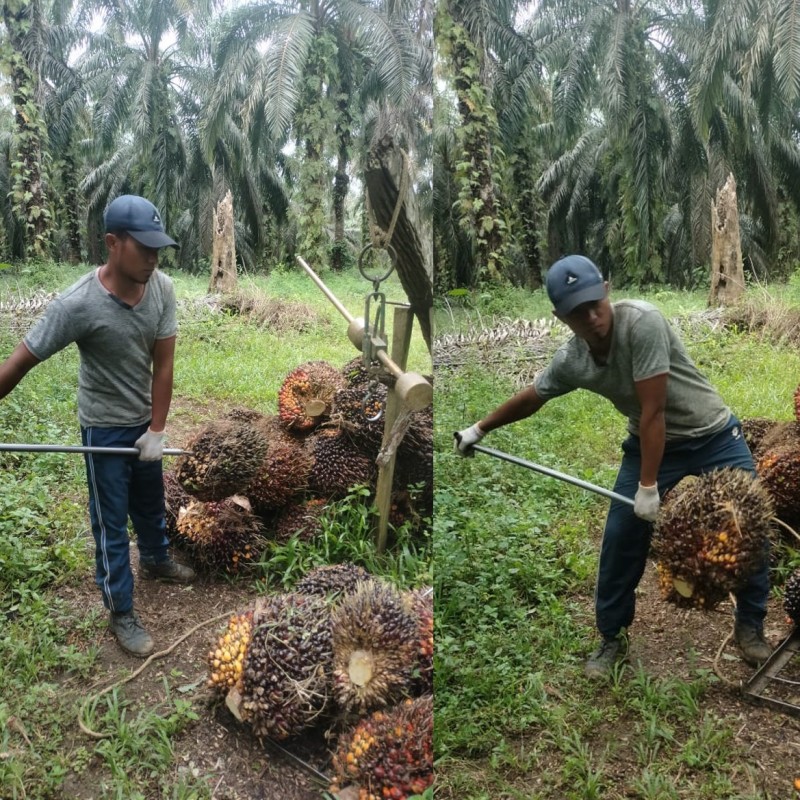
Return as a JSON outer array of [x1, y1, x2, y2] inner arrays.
[[0, 443, 190, 456], [463, 440, 635, 507]]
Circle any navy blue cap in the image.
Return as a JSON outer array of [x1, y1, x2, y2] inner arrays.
[[546, 255, 606, 315], [104, 195, 178, 249]]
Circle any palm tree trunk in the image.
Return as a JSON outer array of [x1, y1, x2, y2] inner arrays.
[[3, 0, 51, 261], [365, 135, 433, 354], [438, 1, 504, 283], [61, 150, 82, 263], [331, 98, 351, 272]]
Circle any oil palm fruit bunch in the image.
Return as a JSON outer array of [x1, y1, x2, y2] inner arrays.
[[329, 695, 434, 800], [740, 418, 779, 459], [331, 383, 387, 457], [274, 497, 328, 543], [394, 406, 433, 514], [175, 497, 266, 573], [277, 361, 345, 433], [245, 437, 313, 513], [331, 582, 419, 714], [756, 427, 800, 528], [223, 406, 269, 425], [175, 420, 269, 501], [341, 356, 373, 388], [652, 469, 773, 610], [757, 420, 800, 453], [309, 428, 376, 497], [208, 610, 254, 692], [295, 563, 374, 599], [784, 568, 800, 626], [403, 588, 433, 694], [163, 471, 193, 539], [238, 593, 333, 740], [795, 384, 800, 422]]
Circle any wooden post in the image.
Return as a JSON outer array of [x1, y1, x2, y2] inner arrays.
[[374, 305, 414, 553]]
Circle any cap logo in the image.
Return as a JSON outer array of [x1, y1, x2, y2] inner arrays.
[[566, 273, 578, 285], [152, 212, 161, 224]]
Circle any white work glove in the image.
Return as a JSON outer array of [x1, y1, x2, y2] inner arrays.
[[634, 482, 660, 522], [135, 428, 166, 461], [454, 423, 486, 457]]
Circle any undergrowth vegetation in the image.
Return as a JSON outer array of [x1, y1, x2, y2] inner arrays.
[[0, 260, 431, 799], [434, 279, 800, 799]]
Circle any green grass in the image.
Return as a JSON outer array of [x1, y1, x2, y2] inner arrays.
[[434, 281, 800, 799], [0, 260, 431, 799]]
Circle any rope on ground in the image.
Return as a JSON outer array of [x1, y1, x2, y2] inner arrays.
[[772, 515, 800, 546], [78, 609, 237, 740], [712, 631, 742, 689]]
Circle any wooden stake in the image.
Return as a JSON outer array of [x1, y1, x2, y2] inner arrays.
[[375, 306, 414, 553]]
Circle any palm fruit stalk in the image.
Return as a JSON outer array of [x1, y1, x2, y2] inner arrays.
[[295, 563, 374, 599], [785, 568, 800, 626], [309, 427, 376, 497], [238, 593, 333, 740], [329, 695, 434, 800], [331, 582, 419, 715], [652, 469, 773, 610], [208, 610, 254, 692], [277, 361, 346, 433], [274, 497, 328, 543], [403, 588, 433, 694], [175, 419, 269, 501], [163, 471, 193, 540], [175, 497, 266, 573], [245, 436, 313, 513]]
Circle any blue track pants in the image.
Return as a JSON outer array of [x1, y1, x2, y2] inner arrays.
[[82, 423, 169, 614]]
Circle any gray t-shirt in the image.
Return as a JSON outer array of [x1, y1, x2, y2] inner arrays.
[[534, 300, 730, 440], [24, 268, 177, 428]]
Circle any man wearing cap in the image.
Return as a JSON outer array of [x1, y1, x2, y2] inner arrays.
[[456, 254, 771, 678], [0, 194, 195, 658]]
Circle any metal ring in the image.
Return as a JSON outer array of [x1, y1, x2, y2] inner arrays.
[[358, 243, 397, 284]]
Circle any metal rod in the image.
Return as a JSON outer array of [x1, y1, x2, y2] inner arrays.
[[296, 256, 354, 323], [0, 444, 190, 456], [467, 441, 635, 507]]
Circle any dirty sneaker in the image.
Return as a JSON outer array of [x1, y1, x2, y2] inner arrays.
[[585, 635, 627, 679], [139, 558, 196, 584], [734, 623, 772, 667], [109, 610, 154, 658]]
